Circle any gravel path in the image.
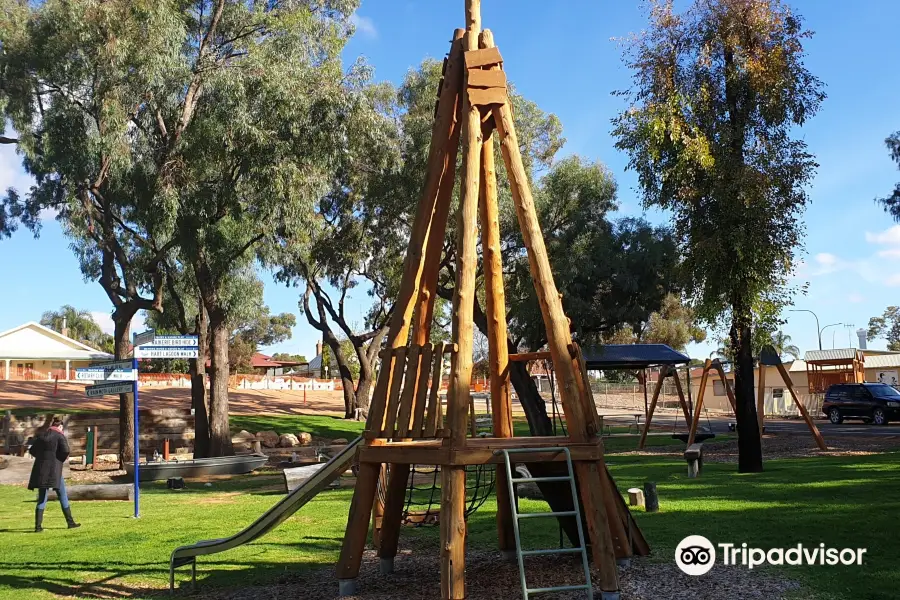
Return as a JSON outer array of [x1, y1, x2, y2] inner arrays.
[[618, 432, 900, 463], [195, 547, 801, 600]]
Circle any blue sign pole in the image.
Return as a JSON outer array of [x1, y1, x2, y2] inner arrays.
[[132, 335, 140, 518]]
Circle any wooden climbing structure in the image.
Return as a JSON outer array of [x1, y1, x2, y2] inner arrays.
[[335, 2, 647, 598]]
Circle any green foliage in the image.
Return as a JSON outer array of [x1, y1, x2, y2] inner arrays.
[[503, 158, 680, 349], [39, 305, 114, 353], [612, 0, 824, 327], [272, 353, 307, 364], [876, 132, 900, 219], [713, 329, 800, 361], [869, 306, 900, 352], [605, 293, 706, 351]]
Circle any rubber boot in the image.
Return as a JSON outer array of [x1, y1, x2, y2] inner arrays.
[[62, 506, 80, 529], [35, 508, 44, 533]]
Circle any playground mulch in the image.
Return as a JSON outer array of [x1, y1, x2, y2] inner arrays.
[[195, 548, 800, 599]]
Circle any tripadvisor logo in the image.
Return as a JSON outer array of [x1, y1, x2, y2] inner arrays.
[[675, 536, 867, 576]]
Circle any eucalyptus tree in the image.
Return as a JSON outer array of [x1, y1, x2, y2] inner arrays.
[[134, 0, 374, 455], [0, 0, 189, 461], [614, 0, 824, 471]]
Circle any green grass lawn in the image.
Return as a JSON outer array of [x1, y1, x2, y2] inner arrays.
[[1, 440, 893, 599]]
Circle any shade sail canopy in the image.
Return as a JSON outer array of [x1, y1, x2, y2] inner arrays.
[[580, 344, 690, 370]]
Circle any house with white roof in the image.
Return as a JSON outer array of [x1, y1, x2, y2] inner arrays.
[[0, 322, 113, 381]]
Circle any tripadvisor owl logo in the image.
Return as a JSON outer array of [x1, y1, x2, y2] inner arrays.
[[675, 535, 716, 576], [675, 535, 868, 576]]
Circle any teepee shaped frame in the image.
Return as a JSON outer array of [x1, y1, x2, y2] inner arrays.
[[335, 3, 646, 598]]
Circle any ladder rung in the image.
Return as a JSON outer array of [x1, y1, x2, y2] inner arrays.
[[526, 584, 592, 594], [514, 476, 571, 484], [521, 547, 584, 557], [517, 511, 577, 519]]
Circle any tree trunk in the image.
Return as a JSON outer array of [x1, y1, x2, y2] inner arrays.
[[731, 307, 762, 472], [207, 308, 233, 456], [191, 300, 210, 457], [509, 359, 553, 436], [326, 338, 357, 418], [113, 313, 134, 467]]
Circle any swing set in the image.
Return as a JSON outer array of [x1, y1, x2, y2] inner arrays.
[[639, 347, 827, 450]]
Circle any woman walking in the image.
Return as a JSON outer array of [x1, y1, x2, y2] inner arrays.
[[28, 417, 80, 532]]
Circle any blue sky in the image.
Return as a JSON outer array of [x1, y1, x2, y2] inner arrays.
[[2, 0, 899, 361]]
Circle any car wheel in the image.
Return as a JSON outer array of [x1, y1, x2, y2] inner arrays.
[[873, 408, 888, 426], [829, 408, 843, 424]]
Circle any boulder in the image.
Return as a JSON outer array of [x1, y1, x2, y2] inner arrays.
[[278, 433, 300, 448], [234, 430, 256, 443], [332, 438, 349, 445], [297, 432, 313, 446], [256, 430, 280, 448]]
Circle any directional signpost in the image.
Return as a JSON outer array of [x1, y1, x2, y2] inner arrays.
[[76, 356, 141, 518], [77, 329, 200, 519], [129, 331, 199, 518]]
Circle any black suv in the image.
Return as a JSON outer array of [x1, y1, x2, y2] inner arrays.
[[822, 383, 900, 425]]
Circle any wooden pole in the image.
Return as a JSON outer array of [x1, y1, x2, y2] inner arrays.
[[687, 360, 711, 447], [638, 369, 666, 449], [447, 2, 482, 449], [481, 30, 621, 590], [641, 370, 650, 419], [481, 30, 589, 439], [478, 101, 513, 440], [757, 364, 766, 437], [712, 360, 737, 414], [440, 466, 468, 599], [671, 367, 692, 428], [411, 31, 466, 343], [374, 31, 465, 566], [336, 462, 381, 589], [440, 3, 481, 596], [776, 360, 827, 450]]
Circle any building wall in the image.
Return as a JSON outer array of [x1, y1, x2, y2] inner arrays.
[[3, 358, 96, 381], [690, 364, 814, 416]]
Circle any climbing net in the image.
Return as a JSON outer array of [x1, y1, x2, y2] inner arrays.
[[376, 462, 496, 527]]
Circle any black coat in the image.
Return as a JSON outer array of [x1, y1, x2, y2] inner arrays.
[[28, 428, 69, 490]]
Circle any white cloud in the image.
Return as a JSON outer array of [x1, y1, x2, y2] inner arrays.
[[877, 249, 900, 259], [865, 225, 900, 246], [350, 13, 378, 39], [815, 252, 839, 267], [848, 292, 865, 303], [90, 311, 115, 335], [886, 274, 900, 287], [90, 310, 148, 336]]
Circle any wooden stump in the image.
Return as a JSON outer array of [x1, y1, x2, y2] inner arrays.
[[627, 487, 645, 509]]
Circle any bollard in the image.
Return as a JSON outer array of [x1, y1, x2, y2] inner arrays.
[[643, 481, 659, 513]]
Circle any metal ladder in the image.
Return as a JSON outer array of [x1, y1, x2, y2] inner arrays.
[[497, 447, 593, 599]]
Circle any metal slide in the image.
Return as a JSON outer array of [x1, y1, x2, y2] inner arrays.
[[169, 436, 362, 592]]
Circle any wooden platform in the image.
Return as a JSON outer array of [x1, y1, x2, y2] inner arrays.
[[359, 436, 605, 465]]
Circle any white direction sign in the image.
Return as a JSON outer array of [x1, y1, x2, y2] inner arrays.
[[75, 360, 136, 382], [135, 346, 199, 359], [133, 329, 156, 347], [85, 381, 135, 397], [148, 335, 199, 347]]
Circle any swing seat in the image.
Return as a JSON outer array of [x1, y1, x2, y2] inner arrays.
[[671, 432, 716, 443]]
